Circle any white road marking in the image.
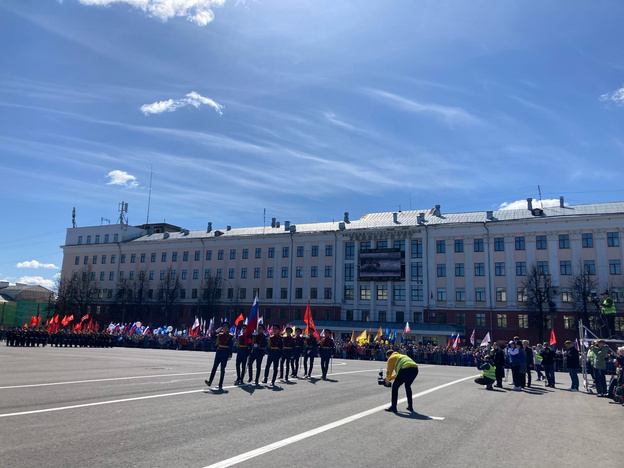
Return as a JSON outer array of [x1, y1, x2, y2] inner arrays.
[[203, 375, 476, 468]]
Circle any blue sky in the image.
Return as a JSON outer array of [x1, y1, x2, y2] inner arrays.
[[1, 0, 624, 289]]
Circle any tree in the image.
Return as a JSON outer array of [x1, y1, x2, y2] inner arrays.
[[156, 267, 181, 325], [198, 276, 222, 321], [570, 264, 599, 333], [113, 277, 133, 325], [71, 266, 100, 323], [130, 269, 151, 323], [522, 264, 551, 344]]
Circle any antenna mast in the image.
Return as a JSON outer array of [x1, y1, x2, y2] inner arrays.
[[146, 166, 153, 225], [538, 185, 543, 208]]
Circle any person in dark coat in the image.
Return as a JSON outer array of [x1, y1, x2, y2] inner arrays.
[[565, 340, 580, 391]]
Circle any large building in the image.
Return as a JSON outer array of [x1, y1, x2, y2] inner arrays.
[[60, 198, 624, 345]]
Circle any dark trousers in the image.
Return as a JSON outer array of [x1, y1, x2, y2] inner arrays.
[[236, 349, 249, 381], [569, 367, 579, 390], [291, 353, 301, 376], [605, 314, 616, 337], [320, 351, 331, 378], [247, 351, 264, 383], [264, 351, 280, 383], [511, 366, 521, 387], [209, 349, 229, 388], [495, 366, 504, 387], [391, 366, 419, 409], [475, 376, 495, 388], [595, 368, 607, 395], [304, 353, 315, 376], [280, 351, 293, 379], [544, 364, 555, 387]]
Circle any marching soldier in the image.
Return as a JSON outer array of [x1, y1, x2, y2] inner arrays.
[[205, 321, 234, 390], [247, 324, 267, 385], [263, 325, 283, 386], [291, 327, 304, 378], [279, 327, 294, 382], [235, 324, 251, 384], [303, 328, 318, 378], [319, 329, 334, 380]]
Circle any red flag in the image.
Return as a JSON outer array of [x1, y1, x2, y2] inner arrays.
[[30, 316, 37, 326], [234, 312, 244, 326], [304, 301, 320, 340], [549, 329, 556, 346], [81, 314, 89, 322]]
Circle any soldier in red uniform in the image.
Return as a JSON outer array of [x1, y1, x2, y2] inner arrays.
[[291, 327, 304, 378], [279, 327, 294, 382], [235, 324, 251, 384], [247, 324, 267, 385], [205, 321, 233, 390], [303, 328, 318, 378], [263, 325, 283, 386]]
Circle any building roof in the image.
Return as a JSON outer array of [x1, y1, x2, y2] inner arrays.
[[128, 201, 624, 243]]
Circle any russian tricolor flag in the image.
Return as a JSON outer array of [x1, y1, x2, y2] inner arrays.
[[245, 294, 259, 338]]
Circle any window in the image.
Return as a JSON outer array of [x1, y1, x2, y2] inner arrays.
[[111, 254, 116, 264], [411, 285, 423, 301], [172, 252, 178, 261], [560, 261, 572, 276], [204, 269, 211, 279], [241, 248, 248, 259], [311, 246, 318, 257], [537, 261, 549, 275], [193, 269, 199, 279], [344, 285, 354, 300], [474, 263, 485, 276], [515, 236, 525, 250], [454, 239, 464, 253], [474, 238, 484, 252], [562, 288, 573, 303], [150, 253, 156, 262], [241, 268, 247, 279], [362, 310, 370, 322], [311, 266, 318, 277], [130, 253, 136, 263], [558, 234, 570, 249], [360, 285, 371, 300], [140, 253, 146, 263], [324, 287, 332, 299], [495, 262, 505, 276], [518, 314, 529, 328], [170, 269, 177, 279], [281, 267, 288, 278], [378, 311, 387, 322], [344, 263, 354, 281], [182, 251, 189, 261], [376, 240, 388, 249], [74, 256, 80, 265], [268, 247, 275, 258], [437, 312, 447, 325], [295, 287, 303, 299], [496, 287, 507, 302], [86, 235, 91, 244], [129, 271, 135, 280], [267, 267, 274, 278], [475, 288, 486, 302], [455, 263, 464, 277], [99, 271, 105, 281], [266, 288, 273, 299], [456, 288, 465, 301], [436, 240, 445, 253], [296, 246, 304, 258], [296, 266, 303, 278], [160, 270, 166, 280], [437, 264, 446, 277], [180, 289, 186, 299], [181, 269, 188, 280], [228, 268, 235, 279], [345, 242, 355, 260], [564, 316, 575, 330], [109, 272, 114, 281], [494, 237, 504, 251], [607, 232, 620, 247], [120, 254, 126, 264], [161, 252, 167, 262], [281, 288, 288, 299], [192, 289, 198, 299], [476, 313, 486, 327], [394, 240, 405, 252], [536, 235, 547, 250], [437, 288, 447, 301], [310, 287, 318, 299], [149, 270, 155, 280], [104, 234, 109, 243], [254, 267, 260, 279], [101, 255, 106, 264], [497, 314, 508, 328], [584, 260, 596, 275], [517, 287, 528, 302], [325, 245, 333, 256], [393, 285, 406, 301], [455, 313, 465, 326], [205, 250, 212, 261], [282, 247, 289, 258], [516, 262, 526, 276], [609, 259, 621, 275], [324, 266, 332, 277], [216, 268, 222, 278], [411, 262, 423, 281], [216, 250, 223, 260], [377, 285, 388, 301], [411, 239, 423, 258], [113, 234, 119, 242], [92, 255, 98, 265], [582, 233, 594, 248]]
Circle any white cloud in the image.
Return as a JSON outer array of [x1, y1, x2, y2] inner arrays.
[[141, 91, 224, 115], [498, 198, 563, 210], [600, 86, 624, 106], [106, 170, 139, 188], [16, 260, 59, 270], [18, 276, 56, 289], [76, 0, 225, 26]]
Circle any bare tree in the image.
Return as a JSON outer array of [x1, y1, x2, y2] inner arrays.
[[570, 263, 599, 332], [113, 277, 133, 325], [198, 276, 222, 322], [156, 267, 181, 325], [130, 269, 151, 323], [55, 276, 75, 318], [70, 266, 100, 325], [522, 264, 552, 344]]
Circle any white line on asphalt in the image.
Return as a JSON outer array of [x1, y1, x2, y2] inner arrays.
[[202, 375, 476, 468], [0, 369, 378, 418], [0, 372, 210, 390]]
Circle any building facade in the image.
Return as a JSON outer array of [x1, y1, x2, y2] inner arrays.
[[60, 199, 624, 345]]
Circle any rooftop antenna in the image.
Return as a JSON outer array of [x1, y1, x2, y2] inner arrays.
[[118, 200, 128, 226], [101, 217, 110, 225], [146, 166, 153, 225], [263, 208, 266, 233], [72, 207, 76, 228], [537, 185, 543, 208]]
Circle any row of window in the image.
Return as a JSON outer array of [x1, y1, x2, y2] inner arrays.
[[77, 234, 119, 245], [431, 260, 622, 277], [434, 232, 619, 254]]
